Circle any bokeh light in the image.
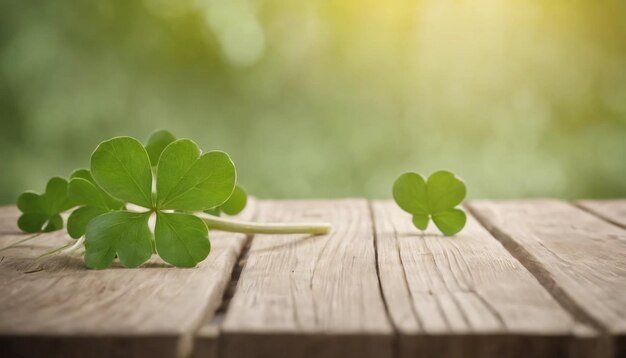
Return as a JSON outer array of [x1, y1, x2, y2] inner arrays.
[[1, 0, 625, 203]]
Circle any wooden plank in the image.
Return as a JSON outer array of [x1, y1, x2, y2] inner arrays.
[[0, 202, 255, 358], [468, 199, 626, 358], [577, 199, 626, 229], [372, 200, 597, 358], [218, 199, 393, 358]]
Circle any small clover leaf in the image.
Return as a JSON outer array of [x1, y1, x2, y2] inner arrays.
[[156, 139, 236, 211], [84, 211, 153, 269], [17, 177, 75, 233], [204, 184, 248, 216], [145, 129, 176, 166], [91, 137, 154, 208], [66, 169, 125, 239], [393, 170, 467, 236]]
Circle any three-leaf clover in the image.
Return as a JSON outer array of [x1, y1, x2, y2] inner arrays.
[[66, 169, 124, 239], [392, 170, 467, 236], [17, 177, 75, 233], [85, 136, 236, 269]]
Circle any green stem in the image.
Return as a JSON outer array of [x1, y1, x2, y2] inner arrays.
[[37, 243, 73, 259], [196, 212, 331, 235], [0, 233, 41, 252], [63, 237, 85, 254]]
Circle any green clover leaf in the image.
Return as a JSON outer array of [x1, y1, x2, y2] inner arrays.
[[91, 136, 154, 208], [66, 169, 124, 239], [149, 131, 248, 217], [204, 184, 248, 216], [17, 177, 75, 233], [84, 136, 236, 268], [155, 212, 211, 267], [84, 211, 153, 269], [393, 170, 467, 236], [68, 206, 108, 239], [156, 139, 236, 211], [145, 129, 176, 166], [14, 131, 331, 270]]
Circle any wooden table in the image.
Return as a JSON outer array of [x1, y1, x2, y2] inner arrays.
[[0, 199, 624, 358]]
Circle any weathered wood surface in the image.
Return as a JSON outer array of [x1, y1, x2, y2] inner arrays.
[[468, 200, 626, 358], [372, 201, 595, 358], [217, 199, 393, 358], [1, 199, 626, 358], [0, 202, 255, 358], [577, 200, 626, 229]]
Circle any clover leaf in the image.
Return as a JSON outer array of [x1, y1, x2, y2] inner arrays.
[[145, 129, 176, 166], [154, 212, 210, 267], [392, 170, 467, 236], [15, 131, 330, 270], [17, 177, 75, 233], [83, 137, 236, 269], [66, 169, 124, 239], [149, 131, 247, 217], [204, 184, 248, 216], [91, 136, 154, 208], [156, 139, 236, 211], [84, 211, 153, 269]]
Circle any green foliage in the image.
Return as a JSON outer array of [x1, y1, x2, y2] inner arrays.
[[145, 130, 176, 166], [80, 136, 237, 268], [84, 211, 153, 269], [154, 212, 210, 267], [91, 137, 154, 208], [68, 169, 124, 210], [12, 130, 330, 269], [393, 170, 467, 236], [205, 185, 248, 216], [67, 206, 108, 239], [147, 130, 244, 215], [15, 131, 246, 269], [151, 130, 247, 216], [156, 139, 236, 211], [66, 169, 124, 239], [17, 177, 75, 232]]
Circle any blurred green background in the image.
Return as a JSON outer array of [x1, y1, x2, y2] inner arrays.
[[1, 0, 625, 203]]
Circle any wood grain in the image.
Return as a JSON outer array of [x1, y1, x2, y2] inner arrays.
[[468, 199, 626, 358], [372, 201, 596, 358], [0, 202, 255, 358], [577, 199, 626, 229], [219, 199, 393, 358]]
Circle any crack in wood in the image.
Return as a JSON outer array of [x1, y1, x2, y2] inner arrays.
[[369, 200, 401, 358]]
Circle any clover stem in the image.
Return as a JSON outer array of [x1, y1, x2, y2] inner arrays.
[[196, 212, 331, 235], [37, 242, 74, 259], [62, 237, 85, 254], [0, 233, 41, 252]]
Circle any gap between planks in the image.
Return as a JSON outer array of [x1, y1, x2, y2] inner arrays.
[[196, 199, 616, 358], [213, 199, 394, 358], [576, 199, 626, 230], [374, 201, 597, 358], [191, 231, 255, 358], [0, 201, 257, 358], [369, 200, 401, 358], [468, 199, 626, 358], [1, 200, 624, 358]]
